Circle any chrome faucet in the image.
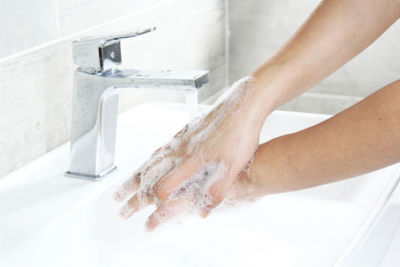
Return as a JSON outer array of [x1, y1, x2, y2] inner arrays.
[[66, 27, 209, 180]]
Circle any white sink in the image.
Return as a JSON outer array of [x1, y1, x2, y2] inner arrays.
[[1, 103, 399, 267]]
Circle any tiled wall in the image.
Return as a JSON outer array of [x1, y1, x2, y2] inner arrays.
[[0, 0, 166, 59], [0, 0, 227, 178], [229, 0, 400, 114], [0, 0, 59, 59], [3, 0, 397, 178]]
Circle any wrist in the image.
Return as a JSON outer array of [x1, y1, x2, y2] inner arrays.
[[249, 59, 305, 114], [240, 65, 289, 128]]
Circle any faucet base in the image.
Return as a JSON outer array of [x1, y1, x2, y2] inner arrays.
[[65, 166, 117, 181]]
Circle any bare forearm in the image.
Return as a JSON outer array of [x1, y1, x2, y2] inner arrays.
[[250, 80, 400, 195], [252, 0, 400, 114]]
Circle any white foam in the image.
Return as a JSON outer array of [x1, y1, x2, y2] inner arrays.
[[122, 76, 257, 219], [214, 75, 255, 107], [169, 161, 227, 210], [137, 156, 181, 206]]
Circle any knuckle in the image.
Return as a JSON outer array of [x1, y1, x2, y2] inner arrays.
[[152, 182, 160, 195], [212, 194, 224, 205], [182, 150, 192, 159], [154, 187, 168, 202]]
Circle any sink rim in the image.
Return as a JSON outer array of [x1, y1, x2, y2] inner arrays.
[[1, 102, 399, 267]]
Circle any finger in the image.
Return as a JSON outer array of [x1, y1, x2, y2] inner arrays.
[[119, 193, 154, 219], [206, 174, 235, 210], [153, 158, 199, 202], [113, 153, 177, 202], [199, 207, 211, 218], [113, 143, 172, 202], [113, 171, 141, 202], [173, 124, 190, 139], [145, 198, 189, 231]]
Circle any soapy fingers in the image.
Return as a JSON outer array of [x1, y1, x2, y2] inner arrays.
[[145, 198, 190, 231], [114, 76, 265, 230]]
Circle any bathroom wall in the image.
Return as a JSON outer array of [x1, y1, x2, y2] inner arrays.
[[3, 0, 397, 178], [229, 0, 400, 114], [0, 0, 227, 178]]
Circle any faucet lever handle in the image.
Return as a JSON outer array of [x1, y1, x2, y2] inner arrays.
[[72, 27, 156, 74]]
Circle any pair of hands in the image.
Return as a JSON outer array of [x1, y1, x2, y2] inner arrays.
[[113, 76, 266, 231]]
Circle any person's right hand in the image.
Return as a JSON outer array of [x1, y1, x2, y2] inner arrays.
[[113, 76, 271, 231]]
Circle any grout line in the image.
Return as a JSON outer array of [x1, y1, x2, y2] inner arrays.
[[202, 87, 364, 106], [303, 92, 363, 101], [0, 0, 177, 64]]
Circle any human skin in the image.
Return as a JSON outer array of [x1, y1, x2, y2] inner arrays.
[[230, 79, 400, 199], [114, 0, 400, 231]]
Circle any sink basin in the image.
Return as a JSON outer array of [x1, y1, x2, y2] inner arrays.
[[1, 103, 399, 267]]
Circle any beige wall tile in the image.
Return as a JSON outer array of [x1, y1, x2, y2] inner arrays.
[[0, 0, 59, 59], [57, 0, 165, 36], [229, 0, 400, 99], [279, 93, 362, 115]]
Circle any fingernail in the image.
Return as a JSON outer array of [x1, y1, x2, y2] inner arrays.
[[145, 219, 155, 232], [119, 203, 134, 219], [200, 208, 210, 218]]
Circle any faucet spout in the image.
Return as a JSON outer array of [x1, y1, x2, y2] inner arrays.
[[99, 68, 209, 90], [66, 28, 210, 179], [66, 68, 209, 179]]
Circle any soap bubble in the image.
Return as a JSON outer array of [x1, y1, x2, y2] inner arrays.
[[116, 76, 258, 225]]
